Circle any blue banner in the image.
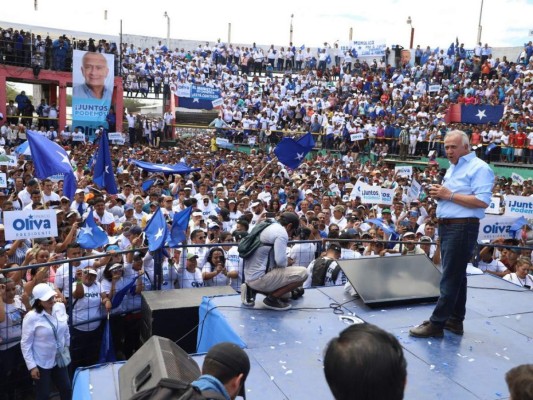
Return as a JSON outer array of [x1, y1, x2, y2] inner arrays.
[[175, 83, 222, 110]]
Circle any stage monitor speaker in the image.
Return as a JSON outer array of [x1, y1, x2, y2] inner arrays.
[[141, 286, 236, 354], [338, 254, 441, 307], [118, 335, 200, 400]]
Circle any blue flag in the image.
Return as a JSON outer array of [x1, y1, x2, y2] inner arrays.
[[141, 179, 156, 192], [93, 133, 118, 195], [447, 43, 455, 56], [144, 207, 168, 251], [326, 54, 332, 64], [77, 208, 110, 249], [461, 105, 504, 125], [167, 206, 193, 247], [296, 132, 316, 151], [300, 44, 305, 51], [366, 218, 397, 236], [274, 133, 315, 169], [132, 160, 201, 175], [509, 216, 528, 239], [485, 142, 497, 155], [26, 130, 77, 199], [98, 317, 116, 363], [111, 275, 139, 309]]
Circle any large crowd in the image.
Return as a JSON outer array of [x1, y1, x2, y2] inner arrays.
[[1, 25, 533, 399]]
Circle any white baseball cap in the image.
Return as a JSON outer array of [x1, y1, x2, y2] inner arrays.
[[32, 283, 56, 302]]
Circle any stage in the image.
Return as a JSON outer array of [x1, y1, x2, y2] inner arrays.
[[194, 274, 532, 400]]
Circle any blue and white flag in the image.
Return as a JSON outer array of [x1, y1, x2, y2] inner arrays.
[[26, 130, 77, 199], [167, 206, 193, 247], [77, 207, 109, 249], [274, 132, 315, 170], [509, 216, 528, 239], [132, 160, 201, 175], [144, 207, 168, 251], [93, 132, 118, 194]]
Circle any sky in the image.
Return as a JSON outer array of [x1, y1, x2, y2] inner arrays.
[[2, 0, 533, 49]]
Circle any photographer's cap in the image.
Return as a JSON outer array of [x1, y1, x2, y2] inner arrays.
[[204, 342, 250, 399]]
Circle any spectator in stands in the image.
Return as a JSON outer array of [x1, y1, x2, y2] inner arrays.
[[177, 252, 204, 288], [324, 322, 407, 400]]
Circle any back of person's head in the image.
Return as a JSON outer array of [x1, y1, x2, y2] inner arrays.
[[324, 323, 407, 400], [202, 342, 250, 399], [506, 364, 533, 400]]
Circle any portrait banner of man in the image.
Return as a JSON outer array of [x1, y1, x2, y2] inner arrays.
[[72, 50, 114, 129]]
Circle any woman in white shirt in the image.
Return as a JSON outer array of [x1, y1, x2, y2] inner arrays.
[[0, 277, 27, 399], [503, 258, 533, 289], [20, 283, 71, 400], [202, 247, 235, 287]]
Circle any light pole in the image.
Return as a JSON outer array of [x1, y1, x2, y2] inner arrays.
[[407, 16, 414, 49], [163, 12, 170, 50], [477, 0, 484, 44], [290, 14, 294, 44]]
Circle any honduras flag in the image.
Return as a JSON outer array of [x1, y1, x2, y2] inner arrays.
[[93, 132, 118, 194], [274, 133, 315, 169], [144, 207, 168, 252], [26, 130, 77, 199], [447, 43, 455, 56], [167, 206, 193, 247], [77, 208, 110, 249], [326, 54, 332, 64]]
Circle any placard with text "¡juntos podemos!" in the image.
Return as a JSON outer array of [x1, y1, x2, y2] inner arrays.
[[3, 210, 58, 240]]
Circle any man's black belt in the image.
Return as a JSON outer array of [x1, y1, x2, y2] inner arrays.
[[437, 218, 479, 225]]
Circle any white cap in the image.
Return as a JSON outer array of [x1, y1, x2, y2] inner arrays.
[[32, 283, 56, 302]]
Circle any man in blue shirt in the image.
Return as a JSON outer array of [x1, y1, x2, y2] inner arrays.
[[410, 130, 494, 338], [192, 342, 250, 400]]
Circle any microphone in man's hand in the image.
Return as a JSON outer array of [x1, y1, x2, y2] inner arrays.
[[437, 168, 447, 185]]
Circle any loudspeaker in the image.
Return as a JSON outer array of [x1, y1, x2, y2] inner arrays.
[[338, 254, 441, 307], [140, 287, 236, 353], [118, 335, 200, 400]]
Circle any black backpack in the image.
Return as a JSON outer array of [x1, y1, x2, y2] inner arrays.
[[129, 378, 226, 400], [311, 257, 341, 287], [237, 219, 275, 259]]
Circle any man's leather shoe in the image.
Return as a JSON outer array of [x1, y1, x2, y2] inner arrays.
[[444, 319, 464, 335], [409, 321, 444, 338]]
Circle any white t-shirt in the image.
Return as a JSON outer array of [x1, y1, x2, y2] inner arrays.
[[0, 297, 25, 350], [288, 242, 317, 267], [101, 277, 128, 314], [71, 281, 102, 332], [478, 259, 507, 274], [177, 266, 204, 289], [202, 261, 230, 287], [503, 273, 533, 289]]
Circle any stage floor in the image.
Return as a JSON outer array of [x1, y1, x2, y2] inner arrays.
[[196, 274, 532, 400]]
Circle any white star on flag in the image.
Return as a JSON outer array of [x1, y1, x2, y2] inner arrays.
[[81, 226, 93, 236], [105, 166, 110, 174], [295, 152, 304, 161], [154, 228, 164, 240], [56, 151, 72, 167], [193, 98, 200, 103], [475, 109, 487, 120], [157, 165, 173, 171]]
